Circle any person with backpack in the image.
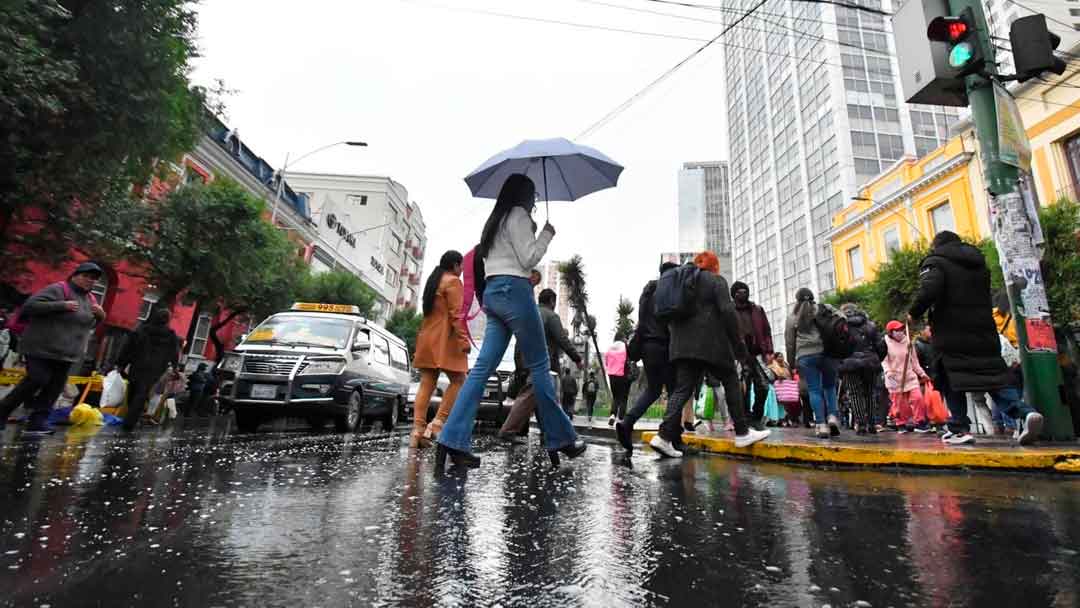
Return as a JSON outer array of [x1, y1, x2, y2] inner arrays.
[[435, 174, 586, 473], [604, 340, 632, 426], [560, 367, 579, 417], [785, 288, 842, 438], [0, 262, 106, 435], [582, 371, 599, 421], [908, 231, 1044, 446], [650, 251, 770, 458], [116, 309, 181, 431], [615, 262, 679, 454], [837, 303, 885, 434], [730, 281, 775, 431]]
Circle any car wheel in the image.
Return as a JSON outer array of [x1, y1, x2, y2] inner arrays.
[[335, 391, 363, 432], [235, 409, 261, 433], [381, 397, 401, 431]]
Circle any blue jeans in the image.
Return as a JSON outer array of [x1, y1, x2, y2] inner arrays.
[[944, 387, 1034, 434], [437, 276, 577, 453], [798, 353, 838, 424]]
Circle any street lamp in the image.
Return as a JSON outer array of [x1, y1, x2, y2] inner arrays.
[[271, 140, 368, 225]]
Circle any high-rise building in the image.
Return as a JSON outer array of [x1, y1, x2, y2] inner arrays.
[[678, 161, 733, 279], [722, 0, 961, 340]]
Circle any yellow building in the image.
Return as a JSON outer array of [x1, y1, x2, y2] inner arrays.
[[830, 72, 1080, 290]]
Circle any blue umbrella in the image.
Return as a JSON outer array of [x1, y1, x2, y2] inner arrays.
[[464, 138, 623, 216]]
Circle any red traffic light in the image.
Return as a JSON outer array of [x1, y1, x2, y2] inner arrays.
[[928, 11, 974, 43]]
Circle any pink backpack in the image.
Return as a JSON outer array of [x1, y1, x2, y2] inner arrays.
[[4, 282, 97, 336]]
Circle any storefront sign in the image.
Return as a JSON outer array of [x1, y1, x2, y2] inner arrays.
[[326, 214, 357, 248], [370, 256, 385, 274]]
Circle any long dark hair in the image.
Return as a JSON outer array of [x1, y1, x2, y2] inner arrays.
[[473, 174, 536, 302], [422, 250, 464, 317]]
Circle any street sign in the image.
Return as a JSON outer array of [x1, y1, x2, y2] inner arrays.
[[994, 82, 1031, 172]]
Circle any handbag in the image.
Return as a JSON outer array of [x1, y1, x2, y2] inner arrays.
[[626, 330, 642, 363]]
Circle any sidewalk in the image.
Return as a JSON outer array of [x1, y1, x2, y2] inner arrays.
[[615, 426, 1080, 474]]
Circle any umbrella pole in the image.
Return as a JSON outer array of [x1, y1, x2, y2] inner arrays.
[[542, 157, 550, 220]]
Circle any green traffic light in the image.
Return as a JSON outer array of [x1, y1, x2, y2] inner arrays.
[[949, 41, 975, 68]]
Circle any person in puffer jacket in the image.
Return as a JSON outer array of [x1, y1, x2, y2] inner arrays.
[[837, 303, 884, 434], [882, 320, 932, 433]]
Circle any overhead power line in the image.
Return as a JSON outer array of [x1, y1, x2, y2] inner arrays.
[[1002, 0, 1078, 35]]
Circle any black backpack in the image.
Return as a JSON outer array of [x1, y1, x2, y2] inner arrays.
[[653, 263, 700, 322], [814, 304, 856, 359]]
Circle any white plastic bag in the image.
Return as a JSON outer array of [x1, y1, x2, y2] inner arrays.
[[101, 370, 127, 408]]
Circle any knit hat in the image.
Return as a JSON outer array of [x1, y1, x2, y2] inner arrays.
[[795, 287, 814, 303], [885, 320, 905, 332], [730, 281, 750, 298]]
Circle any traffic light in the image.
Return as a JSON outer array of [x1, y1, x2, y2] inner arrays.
[[927, 7, 984, 78], [1010, 14, 1067, 83]]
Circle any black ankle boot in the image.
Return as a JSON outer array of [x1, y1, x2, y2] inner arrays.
[[548, 439, 587, 464], [435, 443, 481, 471]]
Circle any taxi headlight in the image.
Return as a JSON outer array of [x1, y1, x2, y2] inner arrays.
[[221, 354, 242, 373], [301, 359, 346, 375]]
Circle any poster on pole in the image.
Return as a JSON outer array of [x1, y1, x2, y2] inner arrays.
[[995, 82, 1032, 173]]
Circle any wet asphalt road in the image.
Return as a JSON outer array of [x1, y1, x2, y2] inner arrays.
[[2, 420, 1080, 608]]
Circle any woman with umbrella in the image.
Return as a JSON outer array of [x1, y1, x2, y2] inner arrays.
[[434, 173, 587, 473]]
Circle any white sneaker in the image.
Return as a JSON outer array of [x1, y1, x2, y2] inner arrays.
[[735, 428, 770, 448], [1018, 412, 1045, 446], [608, 415, 616, 427], [649, 435, 683, 458], [943, 433, 976, 445], [941, 430, 954, 441]]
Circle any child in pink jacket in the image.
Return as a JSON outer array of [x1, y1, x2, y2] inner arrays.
[[882, 320, 932, 433]]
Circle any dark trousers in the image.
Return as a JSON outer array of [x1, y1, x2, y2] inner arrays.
[[561, 393, 577, 417], [840, 369, 877, 429], [661, 360, 748, 443], [584, 393, 597, 417], [609, 375, 631, 419], [741, 356, 769, 423], [0, 357, 72, 430], [124, 374, 157, 430], [624, 341, 676, 427]]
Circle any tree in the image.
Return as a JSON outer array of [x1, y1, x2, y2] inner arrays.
[[1038, 198, 1080, 325], [823, 283, 874, 311], [386, 308, 424, 355], [296, 270, 378, 317], [614, 297, 635, 341], [0, 0, 204, 274], [95, 179, 307, 359]]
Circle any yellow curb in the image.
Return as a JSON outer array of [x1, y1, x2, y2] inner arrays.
[[641, 432, 1080, 473]]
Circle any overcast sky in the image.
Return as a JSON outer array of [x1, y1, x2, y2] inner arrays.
[[191, 0, 728, 349]]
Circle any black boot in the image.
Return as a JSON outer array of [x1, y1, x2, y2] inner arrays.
[[435, 443, 481, 475], [548, 439, 587, 466], [615, 421, 633, 454]]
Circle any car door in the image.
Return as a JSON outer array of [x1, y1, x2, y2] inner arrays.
[[366, 332, 396, 409], [387, 343, 411, 400]]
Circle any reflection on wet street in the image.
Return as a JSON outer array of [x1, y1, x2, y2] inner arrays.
[[2, 423, 1079, 607]]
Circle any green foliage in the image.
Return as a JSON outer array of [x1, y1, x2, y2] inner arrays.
[[386, 308, 424, 355], [297, 270, 378, 318], [0, 0, 204, 274], [614, 297, 635, 341], [1039, 198, 1080, 323], [823, 283, 874, 311], [867, 241, 930, 323], [975, 238, 1004, 291]]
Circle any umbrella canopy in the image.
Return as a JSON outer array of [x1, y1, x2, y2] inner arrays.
[[464, 138, 623, 202]]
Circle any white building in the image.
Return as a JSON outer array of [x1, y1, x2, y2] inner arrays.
[[535, 259, 575, 332], [722, 0, 961, 340], [677, 161, 732, 279], [984, 0, 1080, 75], [286, 172, 427, 322]]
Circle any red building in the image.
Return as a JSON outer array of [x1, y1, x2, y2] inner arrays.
[[1, 117, 316, 372]]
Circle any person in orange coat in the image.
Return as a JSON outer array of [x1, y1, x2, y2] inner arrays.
[[410, 251, 471, 448]]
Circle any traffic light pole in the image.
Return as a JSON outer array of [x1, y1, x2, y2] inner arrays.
[[951, 0, 1074, 439]]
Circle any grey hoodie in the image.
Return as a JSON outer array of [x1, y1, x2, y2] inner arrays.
[[785, 307, 824, 364], [19, 282, 98, 363]]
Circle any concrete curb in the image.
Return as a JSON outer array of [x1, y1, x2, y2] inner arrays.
[[641, 431, 1080, 474]]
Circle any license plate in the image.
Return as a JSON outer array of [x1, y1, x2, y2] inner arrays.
[[251, 384, 277, 399]]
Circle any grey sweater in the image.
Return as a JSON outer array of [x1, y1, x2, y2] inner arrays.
[[19, 282, 98, 363], [785, 312, 824, 365]]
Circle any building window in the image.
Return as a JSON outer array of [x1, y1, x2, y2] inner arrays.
[[1065, 135, 1080, 197], [847, 246, 865, 281], [138, 291, 160, 321], [346, 194, 368, 206], [190, 314, 211, 357], [387, 267, 398, 287], [883, 226, 901, 257], [929, 201, 955, 234], [390, 234, 402, 254]]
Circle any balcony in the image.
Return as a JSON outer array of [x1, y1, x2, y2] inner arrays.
[[409, 273, 420, 286], [411, 245, 423, 258]]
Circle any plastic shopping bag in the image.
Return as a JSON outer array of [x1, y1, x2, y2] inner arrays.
[[101, 370, 127, 408], [924, 381, 949, 425], [69, 403, 104, 426], [695, 383, 716, 420]]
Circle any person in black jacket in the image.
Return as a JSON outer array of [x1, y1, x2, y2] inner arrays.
[[731, 281, 775, 430], [117, 309, 181, 431], [650, 252, 771, 458], [560, 367, 578, 417], [582, 372, 599, 421], [837, 303, 885, 434], [615, 262, 679, 454], [908, 231, 1044, 446]]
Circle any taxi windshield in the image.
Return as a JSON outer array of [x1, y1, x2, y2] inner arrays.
[[244, 315, 353, 349]]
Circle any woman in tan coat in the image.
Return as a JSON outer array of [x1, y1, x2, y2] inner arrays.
[[410, 250, 471, 448]]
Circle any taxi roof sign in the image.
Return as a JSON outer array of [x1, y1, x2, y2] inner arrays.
[[291, 302, 362, 315]]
